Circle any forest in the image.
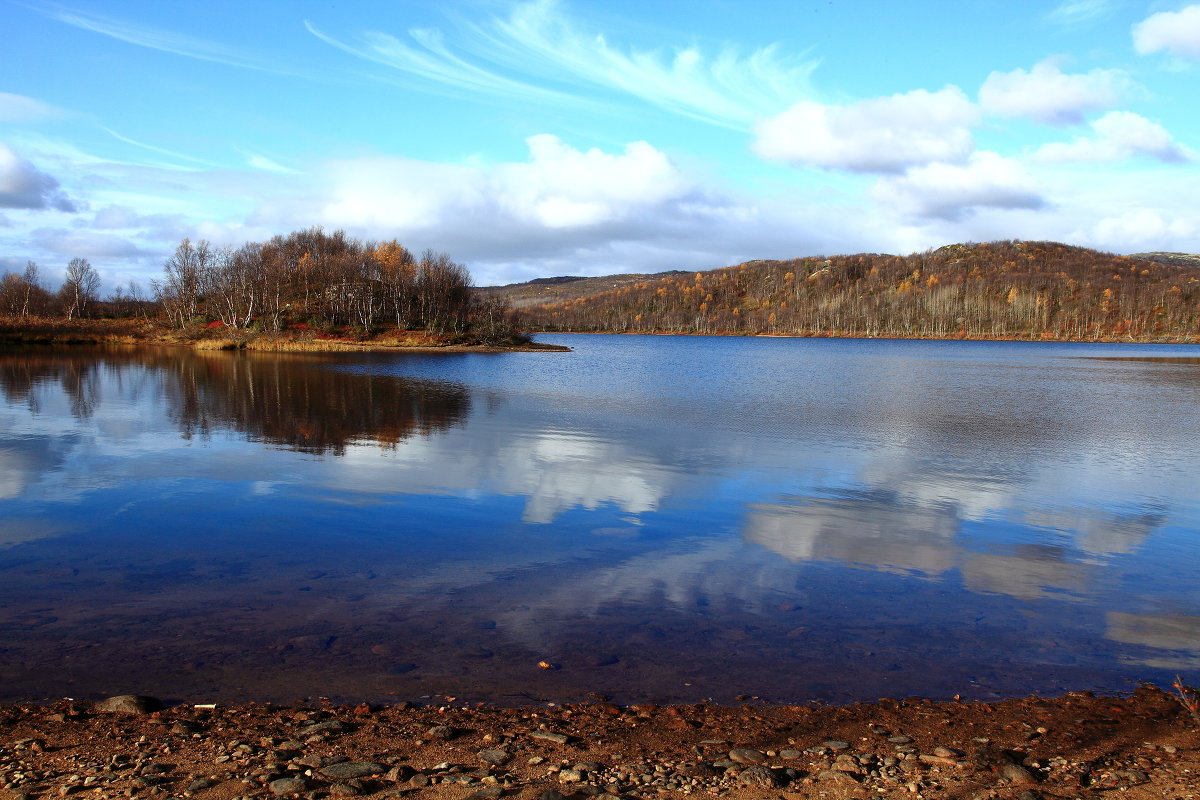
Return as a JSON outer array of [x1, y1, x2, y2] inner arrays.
[[511, 241, 1200, 341], [0, 227, 526, 347]]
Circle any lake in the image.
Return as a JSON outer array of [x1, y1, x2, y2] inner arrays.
[[1, 335, 1199, 706]]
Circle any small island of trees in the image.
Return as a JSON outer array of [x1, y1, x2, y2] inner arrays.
[[0, 227, 530, 350]]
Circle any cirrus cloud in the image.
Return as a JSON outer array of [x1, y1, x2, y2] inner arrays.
[[753, 86, 978, 173], [0, 93, 68, 123]]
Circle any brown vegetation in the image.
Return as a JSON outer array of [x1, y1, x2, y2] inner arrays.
[[510, 241, 1200, 342], [0, 227, 535, 350]]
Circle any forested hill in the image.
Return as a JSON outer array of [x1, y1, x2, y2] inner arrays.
[[502, 241, 1200, 342]]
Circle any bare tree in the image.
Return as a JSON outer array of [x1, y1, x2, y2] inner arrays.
[[21, 261, 42, 317], [60, 257, 101, 320], [158, 238, 211, 327]]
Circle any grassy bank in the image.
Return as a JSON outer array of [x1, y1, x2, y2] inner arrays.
[[0, 316, 570, 353]]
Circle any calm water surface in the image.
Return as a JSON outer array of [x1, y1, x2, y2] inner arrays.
[[1, 335, 1198, 705]]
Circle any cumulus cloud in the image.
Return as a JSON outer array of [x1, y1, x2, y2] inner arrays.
[[1133, 5, 1200, 60], [979, 59, 1130, 125], [299, 134, 695, 232], [753, 87, 978, 173], [1034, 111, 1194, 163], [0, 93, 67, 123], [0, 143, 78, 211], [871, 151, 1044, 221], [1089, 209, 1197, 249]]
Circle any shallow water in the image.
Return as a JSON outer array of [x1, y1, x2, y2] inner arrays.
[[1, 335, 1198, 705]]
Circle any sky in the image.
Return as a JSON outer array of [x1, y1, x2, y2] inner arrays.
[[1, 0, 1199, 290]]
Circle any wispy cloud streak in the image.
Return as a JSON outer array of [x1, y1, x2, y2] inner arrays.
[[1048, 0, 1115, 25], [304, 21, 574, 105], [102, 128, 219, 171], [39, 5, 309, 78], [308, 0, 818, 130]]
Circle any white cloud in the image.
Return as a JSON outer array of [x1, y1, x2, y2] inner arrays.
[[1034, 111, 1194, 163], [301, 134, 694, 232], [0, 93, 67, 123], [1089, 209, 1197, 248], [495, 134, 691, 227], [979, 59, 1130, 125], [308, 0, 817, 130], [41, 6, 310, 78], [871, 151, 1043, 221], [1133, 5, 1200, 60], [242, 152, 301, 175], [0, 143, 78, 211], [1049, 0, 1115, 24], [30, 228, 144, 259], [753, 87, 978, 173]]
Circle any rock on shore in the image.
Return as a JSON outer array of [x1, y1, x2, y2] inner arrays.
[[1, 687, 1197, 799]]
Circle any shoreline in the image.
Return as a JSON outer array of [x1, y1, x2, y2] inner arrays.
[[2, 686, 1197, 799], [0, 317, 572, 354], [527, 329, 1200, 345]]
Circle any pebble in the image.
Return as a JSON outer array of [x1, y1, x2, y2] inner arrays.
[[427, 725, 456, 741], [319, 761, 386, 780], [94, 696, 163, 715], [268, 776, 309, 795], [478, 748, 511, 766], [997, 763, 1037, 785], [823, 740, 851, 750], [529, 730, 570, 744], [727, 748, 766, 764], [737, 765, 780, 787], [817, 769, 860, 785]]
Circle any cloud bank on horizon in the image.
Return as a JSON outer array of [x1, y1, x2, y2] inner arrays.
[[1, 0, 1198, 289]]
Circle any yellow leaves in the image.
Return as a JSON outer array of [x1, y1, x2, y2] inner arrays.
[[926, 274, 940, 287], [1006, 287, 1018, 305]]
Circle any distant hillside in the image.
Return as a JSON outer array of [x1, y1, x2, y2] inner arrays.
[[480, 271, 688, 309], [509, 241, 1199, 342], [1130, 252, 1200, 269]]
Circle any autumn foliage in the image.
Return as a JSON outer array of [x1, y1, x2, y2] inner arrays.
[[514, 241, 1200, 341]]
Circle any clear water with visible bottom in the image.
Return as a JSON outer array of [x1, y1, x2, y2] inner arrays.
[[1, 334, 1198, 705]]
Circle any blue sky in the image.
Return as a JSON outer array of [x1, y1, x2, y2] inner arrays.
[[2, 0, 1199, 290]]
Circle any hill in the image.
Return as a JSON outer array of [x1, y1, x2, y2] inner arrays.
[[478, 270, 688, 309], [1131, 251, 1200, 269], [500, 241, 1200, 342]]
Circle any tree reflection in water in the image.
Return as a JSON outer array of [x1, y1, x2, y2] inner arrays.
[[0, 347, 471, 454]]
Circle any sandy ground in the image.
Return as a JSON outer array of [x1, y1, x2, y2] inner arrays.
[[3, 686, 1199, 800]]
